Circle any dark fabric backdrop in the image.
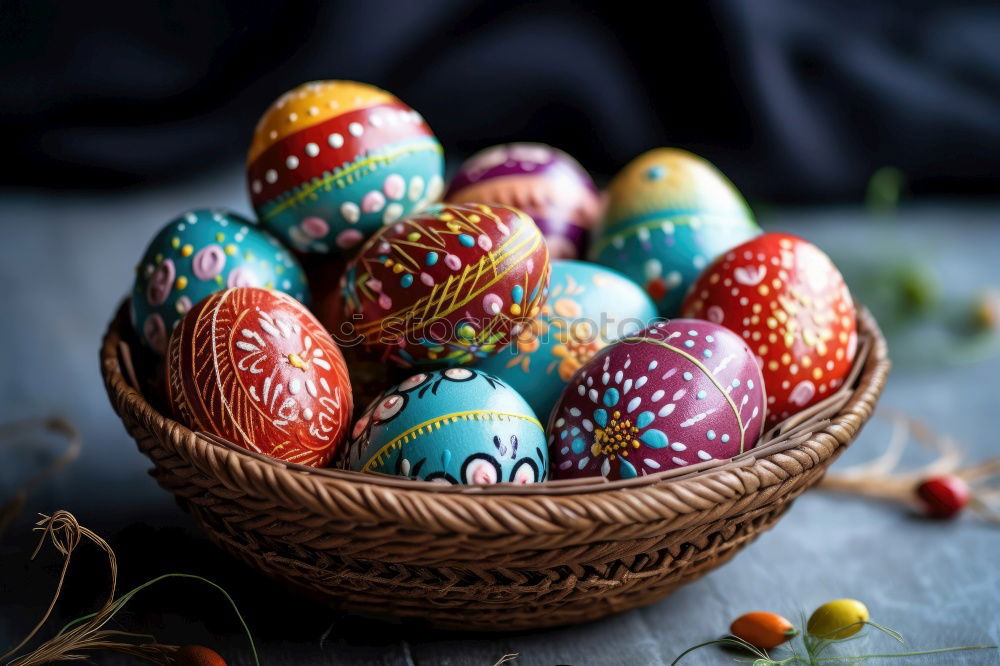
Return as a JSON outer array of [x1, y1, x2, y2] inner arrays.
[[1, 0, 998, 202]]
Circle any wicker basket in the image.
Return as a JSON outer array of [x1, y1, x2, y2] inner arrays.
[[100, 302, 889, 631]]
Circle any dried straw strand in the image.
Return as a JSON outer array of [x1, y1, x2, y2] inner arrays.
[[2, 510, 258, 666]]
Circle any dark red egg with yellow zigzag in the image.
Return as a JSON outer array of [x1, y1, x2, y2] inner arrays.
[[337, 203, 551, 368]]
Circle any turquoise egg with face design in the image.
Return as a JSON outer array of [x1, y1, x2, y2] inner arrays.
[[474, 260, 657, 424], [130, 209, 308, 353], [343, 368, 548, 485], [589, 148, 761, 316]]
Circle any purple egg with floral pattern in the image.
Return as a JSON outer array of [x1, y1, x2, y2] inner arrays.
[[445, 143, 601, 259], [547, 319, 767, 480]]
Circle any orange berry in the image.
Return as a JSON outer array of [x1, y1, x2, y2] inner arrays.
[[730, 611, 797, 649], [174, 645, 227, 666]]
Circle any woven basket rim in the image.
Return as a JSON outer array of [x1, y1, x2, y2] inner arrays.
[[101, 299, 890, 498], [101, 303, 890, 540]]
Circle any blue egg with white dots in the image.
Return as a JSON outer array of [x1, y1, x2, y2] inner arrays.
[[130, 208, 308, 353]]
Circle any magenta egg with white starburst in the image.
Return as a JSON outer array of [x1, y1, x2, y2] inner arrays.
[[547, 319, 766, 480]]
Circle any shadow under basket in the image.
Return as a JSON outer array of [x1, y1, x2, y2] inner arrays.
[[100, 302, 890, 631]]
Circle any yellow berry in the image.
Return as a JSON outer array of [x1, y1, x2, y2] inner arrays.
[[807, 599, 869, 639]]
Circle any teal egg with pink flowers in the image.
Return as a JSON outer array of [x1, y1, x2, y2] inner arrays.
[[130, 209, 308, 353], [343, 367, 548, 485], [589, 148, 761, 316]]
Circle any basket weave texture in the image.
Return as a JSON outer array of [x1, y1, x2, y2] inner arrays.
[[100, 302, 889, 630]]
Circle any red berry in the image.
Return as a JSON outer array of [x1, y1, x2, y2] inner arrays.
[[645, 278, 668, 302], [916, 475, 971, 519]]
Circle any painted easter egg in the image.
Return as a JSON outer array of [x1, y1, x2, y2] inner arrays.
[[547, 319, 766, 480], [475, 260, 657, 423], [130, 209, 308, 354], [681, 232, 856, 426], [166, 287, 353, 467], [338, 203, 551, 367], [247, 80, 445, 253], [343, 367, 548, 484], [445, 143, 601, 259], [589, 148, 761, 316]]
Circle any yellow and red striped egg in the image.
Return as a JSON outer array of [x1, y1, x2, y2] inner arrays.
[[247, 81, 444, 253]]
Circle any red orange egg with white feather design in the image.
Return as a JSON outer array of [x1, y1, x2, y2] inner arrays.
[[166, 287, 353, 467]]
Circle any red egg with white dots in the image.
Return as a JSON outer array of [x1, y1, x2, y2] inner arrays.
[[337, 203, 551, 368], [681, 232, 856, 427], [166, 287, 353, 467]]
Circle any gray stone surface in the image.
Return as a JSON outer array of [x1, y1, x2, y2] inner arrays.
[[0, 171, 997, 664]]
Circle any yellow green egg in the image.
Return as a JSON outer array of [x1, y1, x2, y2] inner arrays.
[[589, 148, 760, 316]]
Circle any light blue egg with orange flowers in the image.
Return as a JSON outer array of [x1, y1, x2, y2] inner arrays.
[[474, 260, 657, 423]]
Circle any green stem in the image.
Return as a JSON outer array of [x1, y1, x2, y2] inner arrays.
[[56, 573, 259, 666], [670, 637, 768, 665], [814, 645, 995, 661], [863, 620, 904, 644]]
